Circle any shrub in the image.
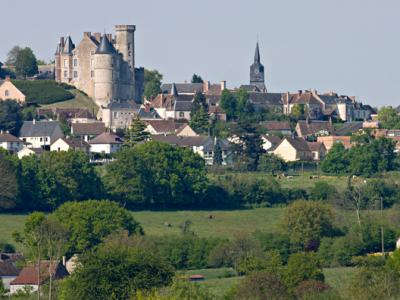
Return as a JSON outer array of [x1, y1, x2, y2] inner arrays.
[[309, 181, 337, 202], [294, 280, 331, 299], [285, 252, 324, 289], [258, 153, 287, 175], [12, 80, 74, 105]]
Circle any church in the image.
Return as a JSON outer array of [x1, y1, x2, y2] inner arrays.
[[54, 25, 144, 107]]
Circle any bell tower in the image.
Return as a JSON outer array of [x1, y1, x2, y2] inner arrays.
[[250, 42, 266, 92]]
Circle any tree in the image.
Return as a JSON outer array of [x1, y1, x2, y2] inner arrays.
[[124, 117, 150, 147], [309, 181, 338, 202], [52, 200, 143, 255], [284, 200, 335, 251], [104, 141, 209, 209], [285, 252, 325, 289], [213, 140, 223, 165], [290, 104, 307, 120], [189, 106, 209, 134], [191, 74, 203, 83], [233, 118, 265, 171], [0, 153, 20, 211], [258, 153, 287, 175], [144, 69, 163, 100], [378, 106, 400, 129], [219, 90, 237, 121], [0, 100, 22, 135], [5, 46, 22, 66], [321, 142, 349, 174], [15, 47, 38, 78], [58, 235, 174, 300]]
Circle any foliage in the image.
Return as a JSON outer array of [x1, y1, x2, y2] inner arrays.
[[219, 90, 237, 121], [5, 46, 22, 66], [19, 151, 103, 211], [58, 236, 174, 300], [232, 271, 289, 300], [213, 141, 223, 165], [105, 141, 209, 209], [52, 200, 143, 255], [258, 153, 287, 175], [253, 231, 292, 263], [285, 252, 325, 289], [191, 74, 204, 83], [12, 80, 74, 105], [14, 47, 38, 78], [291, 104, 307, 120], [0, 153, 20, 211], [284, 200, 335, 250], [321, 143, 349, 174], [0, 240, 16, 253], [0, 99, 22, 135], [294, 280, 331, 299], [309, 181, 338, 202], [144, 69, 163, 100], [378, 106, 400, 129], [190, 106, 210, 134], [124, 117, 150, 147]]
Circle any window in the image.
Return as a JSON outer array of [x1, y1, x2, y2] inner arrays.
[[4, 90, 9, 97], [128, 43, 131, 50], [64, 71, 68, 78], [64, 59, 68, 67], [40, 138, 43, 142], [90, 71, 94, 78], [73, 59, 78, 67], [128, 51, 131, 57], [179, 112, 184, 118], [73, 71, 78, 78], [91, 59, 94, 67]]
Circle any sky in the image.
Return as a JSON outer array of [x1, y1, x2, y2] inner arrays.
[[1, 0, 399, 107]]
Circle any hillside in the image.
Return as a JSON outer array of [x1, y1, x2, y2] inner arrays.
[[42, 89, 99, 114]]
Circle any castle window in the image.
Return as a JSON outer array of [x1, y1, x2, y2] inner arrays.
[[64, 60, 67, 67], [5, 90, 9, 97], [73, 71, 78, 78], [90, 71, 94, 78], [64, 71, 68, 78], [73, 59, 78, 67], [91, 59, 94, 67], [128, 43, 131, 50], [179, 112, 184, 118], [128, 51, 131, 57]]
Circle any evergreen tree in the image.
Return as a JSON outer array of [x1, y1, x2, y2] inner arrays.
[[191, 74, 204, 83], [15, 47, 38, 78], [143, 69, 163, 100], [124, 117, 150, 147], [213, 140, 223, 165], [189, 106, 210, 134]]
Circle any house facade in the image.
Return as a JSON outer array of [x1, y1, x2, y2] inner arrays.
[[273, 137, 313, 162], [19, 120, 64, 149], [71, 122, 106, 142], [50, 137, 90, 153], [89, 132, 123, 154], [0, 131, 24, 153], [0, 77, 26, 103]]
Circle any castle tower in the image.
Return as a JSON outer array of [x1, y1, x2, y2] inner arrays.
[[114, 25, 136, 100], [250, 42, 266, 92], [94, 34, 116, 107], [58, 36, 75, 83]]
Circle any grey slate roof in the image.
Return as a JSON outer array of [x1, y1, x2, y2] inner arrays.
[[19, 121, 62, 138], [174, 101, 193, 112], [71, 122, 106, 136], [138, 108, 161, 120], [248, 92, 283, 106], [161, 83, 204, 94], [63, 36, 75, 54], [96, 34, 116, 54], [0, 132, 21, 142], [108, 101, 139, 110], [334, 122, 363, 136], [89, 132, 122, 144]]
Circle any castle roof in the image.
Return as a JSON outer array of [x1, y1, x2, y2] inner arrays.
[[254, 42, 261, 63], [96, 34, 116, 55], [63, 36, 75, 54]]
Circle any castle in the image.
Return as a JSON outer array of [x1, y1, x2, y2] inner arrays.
[[55, 25, 144, 107]]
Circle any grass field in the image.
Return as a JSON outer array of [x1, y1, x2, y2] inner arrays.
[[42, 90, 98, 114]]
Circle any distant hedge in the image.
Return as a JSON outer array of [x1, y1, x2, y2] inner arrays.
[[12, 80, 74, 105]]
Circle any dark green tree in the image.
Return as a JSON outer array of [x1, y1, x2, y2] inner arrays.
[[309, 181, 338, 202], [143, 69, 163, 100], [258, 153, 288, 175], [378, 106, 400, 129], [104, 141, 209, 209], [0, 153, 20, 211], [0, 100, 22, 135], [213, 140, 223, 165], [219, 89, 237, 121], [189, 106, 210, 134], [191, 74, 204, 83], [15, 47, 38, 78], [5, 46, 22, 66], [321, 142, 349, 174], [52, 200, 143, 255], [124, 117, 150, 147], [291, 104, 307, 120]]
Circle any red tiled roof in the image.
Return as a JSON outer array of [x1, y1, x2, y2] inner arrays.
[[10, 261, 68, 285], [145, 120, 178, 134], [260, 121, 291, 131]]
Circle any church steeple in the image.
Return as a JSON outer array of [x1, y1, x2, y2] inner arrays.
[[250, 42, 266, 92], [254, 42, 260, 64]]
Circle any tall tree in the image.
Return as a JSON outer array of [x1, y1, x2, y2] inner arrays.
[[219, 89, 237, 121], [5, 46, 22, 66], [0, 100, 22, 135], [213, 140, 223, 165], [291, 104, 307, 120], [0, 153, 20, 211], [378, 106, 400, 129], [143, 69, 163, 100], [124, 117, 150, 147], [15, 47, 38, 78], [190, 106, 210, 134], [191, 74, 204, 83]]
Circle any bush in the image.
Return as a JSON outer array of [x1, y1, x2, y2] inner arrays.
[[309, 181, 338, 202], [294, 280, 331, 299], [285, 252, 324, 289], [258, 153, 287, 174], [253, 231, 292, 263], [12, 80, 74, 105]]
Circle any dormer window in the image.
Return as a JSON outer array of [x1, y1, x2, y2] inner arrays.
[[4, 90, 9, 97]]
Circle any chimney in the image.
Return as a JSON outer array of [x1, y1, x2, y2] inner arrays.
[[204, 81, 211, 93], [220, 81, 226, 91]]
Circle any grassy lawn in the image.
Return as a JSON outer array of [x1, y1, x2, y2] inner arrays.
[[42, 90, 99, 114], [0, 214, 26, 246]]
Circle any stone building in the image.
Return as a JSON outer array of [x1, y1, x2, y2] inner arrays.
[[55, 25, 144, 107]]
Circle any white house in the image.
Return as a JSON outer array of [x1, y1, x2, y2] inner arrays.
[[261, 135, 282, 152], [89, 132, 123, 154], [17, 147, 44, 159], [19, 120, 64, 149], [50, 137, 90, 153], [0, 131, 24, 153]]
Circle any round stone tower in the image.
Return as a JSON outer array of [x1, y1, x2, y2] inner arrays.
[[94, 34, 115, 107], [114, 25, 136, 100]]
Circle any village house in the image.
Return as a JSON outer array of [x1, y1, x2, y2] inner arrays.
[[295, 119, 334, 139], [10, 261, 68, 295], [19, 120, 64, 149], [17, 147, 44, 159], [273, 137, 313, 162], [261, 135, 282, 152], [89, 132, 123, 154], [0, 131, 24, 153], [0, 77, 26, 103], [175, 124, 198, 137], [317, 136, 352, 152], [71, 122, 106, 142], [160, 80, 226, 96], [0, 256, 19, 290], [307, 142, 327, 161], [50, 137, 90, 153], [259, 121, 292, 135]]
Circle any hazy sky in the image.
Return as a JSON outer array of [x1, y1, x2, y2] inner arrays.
[[1, 0, 399, 106]]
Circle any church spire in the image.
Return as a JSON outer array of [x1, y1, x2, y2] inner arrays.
[[254, 42, 260, 64]]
